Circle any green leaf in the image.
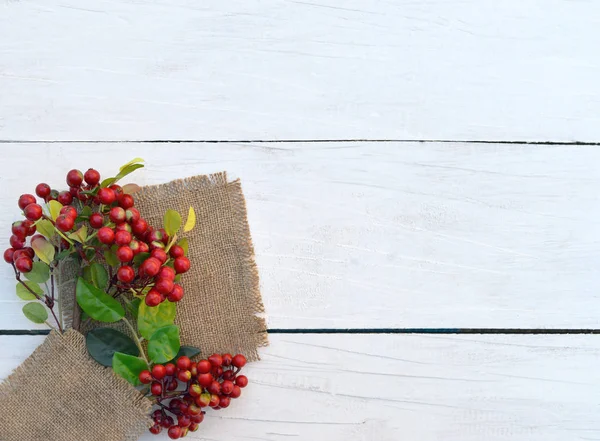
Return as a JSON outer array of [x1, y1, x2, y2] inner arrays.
[[76, 277, 125, 323], [148, 325, 180, 364], [172, 345, 201, 361], [22, 303, 48, 324], [100, 177, 117, 188], [177, 238, 189, 256], [119, 157, 145, 172], [122, 183, 141, 195], [36, 219, 55, 239], [183, 207, 196, 233], [112, 352, 148, 386], [132, 252, 150, 266], [47, 200, 63, 221], [68, 225, 87, 243], [137, 300, 176, 340], [31, 236, 55, 265], [115, 163, 144, 182], [55, 249, 72, 261], [104, 248, 119, 267], [16, 282, 43, 300], [86, 328, 139, 367], [126, 298, 141, 320], [24, 262, 50, 283], [163, 209, 181, 237], [89, 263, 108, 290]]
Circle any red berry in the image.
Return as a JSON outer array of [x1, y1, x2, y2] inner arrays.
[[118, 194, 134, 209], [3, 248, 15, 263], [209, 394, 220, 407], [221, 380, 234, 395], [22, 220, 36, 236], [165, 363, 176, 376], [125, 207, 140, 223], [198, 375, 212, 390], [35, 183, 51, 199], [232, 354, 247, 368], [150, 241, 164, 251], [151, 381, 162, 396], [177, 415, 191, 428], [219, 396, 231, 408], [155, 278, 174, 295], [149, 424, 162, 434], [117, 265, 135, 283], [47, 189, 59, 202], [84, 168, 100, 186], [131, 218, 148, 236], [138, 241, 150, 254], [230, 385, 242, 398], [167, 378, 178, 391], [177, 370, 192, 382], [56, 214, 75, 232], [11, 222, 28, 240], [139, 370, 153, 384], [208, 354, 223, 367], [129, 239, 141, 254], [148, 230, 164, 243], [89, 213, 104, 228], [169, 245, 185, 258], [222, 354, 233, 367], [158, 266, 176, 280], [116, 246, 133, 262], [176, 356, 191, 370], [152, 364, 167, 380], [167, 426, 181, 439], [109, 206, 126, 223], [57, 191, 73, 205], [235, 375, 248, 388], [9, 235, 24, 250], [222, 370, 235, 381], [190, 362, 198, 377], [109, 184, 122, 195], [97, 188, 116, 205], [189, 384, 202, 399], [23, 247, 35, 259], [97, 227, 115, 244], [66, 169, 83, 187], [173, 257, 190, 274], [23, 203, 42, 221], [145, 291, 162, 307], [212, 366, 223, 378], [142, 257, 161, 277], [187, 404, 201, 416], [188, 422, 199, 432], [59, 205, 78, 219], [167, 284, 184, 302], [150, 248, 167, 264], [207, 380, 221, 395], [161, 416, 174, 428], [115, 230, 132, 246], [196, 360, 211, 374], [18, 194, 36, 210]]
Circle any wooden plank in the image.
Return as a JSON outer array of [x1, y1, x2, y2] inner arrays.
[[2, 334, 600, 440], [1, 143, 599, 330], [1, 1, 599, 141]]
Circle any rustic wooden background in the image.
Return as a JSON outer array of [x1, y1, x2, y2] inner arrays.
[[1, 1, 600, 440]]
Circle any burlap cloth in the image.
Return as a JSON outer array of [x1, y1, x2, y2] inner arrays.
[[0, 330, 152, 441]]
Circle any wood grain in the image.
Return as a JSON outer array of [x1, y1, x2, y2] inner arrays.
[[1, 143, 599, 330], [2, 334, 600, 440], [1, 0, 599, 141]]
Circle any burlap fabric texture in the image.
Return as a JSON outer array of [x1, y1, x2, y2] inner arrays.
[[0, 330, 152, 441]]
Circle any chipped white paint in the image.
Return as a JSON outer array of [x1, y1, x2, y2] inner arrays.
[[2, 334, 600, 441], [0, 144, 599, 329], [1, 0, 600, 141]]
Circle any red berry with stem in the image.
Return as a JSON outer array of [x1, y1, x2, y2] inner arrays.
[[89, 213, 104, 228], [177, 415, 191, 428], [222, 354, 233, 367], [151, 381, 162, 396], [139, 370, 152, 384], [84, 168, 100, 186], [56, 214, 75, 232], [207, 381, 221, 395], [152, 364, 167, 380], [145, 291, 162, 307], [57, 191, 73, 205], [167, 284, 184, 302], [169, 245, 185, 258], [66, 169, 83, 187], [3, 248, 14, 263], [10, 235, 24, 250], [208, 354, 223, 367], [155, 278, 174, 295], [197, 360, 211, 374], [230, 385, 242, 398], [23, 203, 42, 221], [150, 248, 167, 264], [118, 194, 134, 209], [115, 230, 132, 246], [174, 257, 190, 274], [132, 218, 148, 236], [235, 375, 248, 388], [97, 188, 116, 205], [149, 424, 162, 435], [219, 396, 231, 408], [176, 356, 191, 370], [97, 227, 115, 244], [125, 207, 140, 223], [117, 265, 135, 283], [167, 426, 181, 439], [59, 205, 78, 219], [18, 194, 36, 210], [232, 354, 247, 368], [221, 380, 234, 395], [35, 183, 51, 199], [142, 257, 161, 277], [165, 363, 176, 376], [116, 246, 133, 262], [109, 206, 126, 223], [158, 266, 176, 280], [177, 370, 192, 382]]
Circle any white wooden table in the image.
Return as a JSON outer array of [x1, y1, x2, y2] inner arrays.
[[2, 2, 600, 440]]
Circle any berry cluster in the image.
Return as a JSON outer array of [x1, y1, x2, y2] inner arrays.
[[140, 353, 248, 439], [4, 168, 191, 307]]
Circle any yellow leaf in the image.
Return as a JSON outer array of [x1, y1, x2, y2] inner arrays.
[[48, 200, 63, 221], [31, 236, 55, 265], [122, 183, 142, 195], [119, 158, 145, 172], [183, 207, 196, 232]]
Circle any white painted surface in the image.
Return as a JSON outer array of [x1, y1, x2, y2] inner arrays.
[[1, 144, 599, 329], [2, 334, 600, 441], [1, 0, 600, 141]]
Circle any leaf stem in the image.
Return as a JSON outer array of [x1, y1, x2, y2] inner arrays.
[[123, 317, 149, 365]]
